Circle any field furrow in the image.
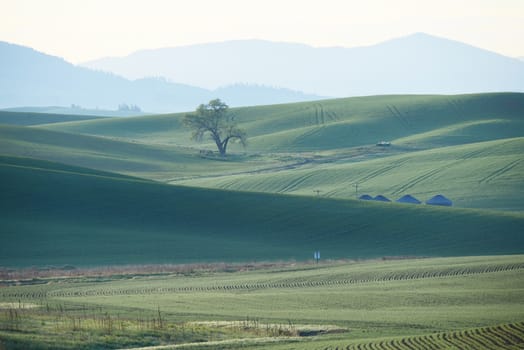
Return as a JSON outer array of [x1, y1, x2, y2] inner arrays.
[[489, 326, 516, 347], [358, 159, 409, 184], [325, 322, 524, 350], [387, 105, 410, 130], [472, 328, 505, 349], [278, 172, 318, 193], [391, 167, 444, 195], [478, 159, 521, 184], [505, 323, 524, 341], [461, 330, 492, 349], [2, 261, 522, 300], [388, 323, 524, 350], [413, 335, 437, 350]]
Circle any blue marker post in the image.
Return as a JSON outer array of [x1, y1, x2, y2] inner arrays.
[[314, 251, 320, 264]]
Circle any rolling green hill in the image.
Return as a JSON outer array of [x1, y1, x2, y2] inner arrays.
[[0, 110, 106, 126], [41, 93, 524, 151], [1, 155, 523, 267], [2, 105, 146, 117], [4, 93, 523, 211], [177, 137, 524, 211], [0, 124, 283, 180]]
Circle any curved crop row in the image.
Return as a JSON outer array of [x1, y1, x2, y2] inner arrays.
[[358, 159, 410, 184], [479, 159, 521, 184], [325, 322, 524, 350], [2, 262, 522, 300]]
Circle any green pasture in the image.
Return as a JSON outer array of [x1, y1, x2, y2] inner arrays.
[[1, 256, 523, 349], [0, 124, 288, 181], [0, 110, 105, 126], [56, 266, 524, 337], [39, 93, 524, 152], [1, 90, 524, 349], [0, 93, 522, 211], [1, 155, 523, 267], [178, 137, 524, 211]]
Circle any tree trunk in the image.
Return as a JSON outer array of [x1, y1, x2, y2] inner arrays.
[[212, 132, 226, 156], [221, 138, 230, 156], [216, 139, 226, 156]]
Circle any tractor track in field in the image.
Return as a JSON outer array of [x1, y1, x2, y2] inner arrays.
[[390, 149, 486, 196], [312, 103, 340, 126], [278, 172, 318, 193], [170, 143, 407, 186], [303, 103, 341, 136], [392, 138, 522, 195], [327, 322, 524, 350], [357, 159, 409, 184], [391, 167, 444, 195], [294, 126, 325, 145], [478, 159, 521, 184], [387, 105, 412, 131], [168, 158, 313, 184], [3, 263, 523, 300], [460, 139, 515, 161]]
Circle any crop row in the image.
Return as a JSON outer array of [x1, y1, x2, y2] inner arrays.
[[479, 159, 521, 184], [387, 105, 412, 130], [2, 262, 522, 300], [311, 103, 339, 126], [326, 322, 524, 350]]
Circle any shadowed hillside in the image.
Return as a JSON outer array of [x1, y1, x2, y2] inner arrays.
[[1, 156, 523, 267], [0, 124, 289, 180]]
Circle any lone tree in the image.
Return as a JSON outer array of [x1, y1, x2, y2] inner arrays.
[[184, 99, 247, 156]]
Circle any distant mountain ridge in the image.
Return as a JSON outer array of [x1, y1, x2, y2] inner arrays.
[[3, 34, 524, 113], [82, 33, 524, 96], [0, 41, 321, 113]]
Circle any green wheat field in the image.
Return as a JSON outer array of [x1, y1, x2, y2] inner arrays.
[[1, 93, 523, 349]]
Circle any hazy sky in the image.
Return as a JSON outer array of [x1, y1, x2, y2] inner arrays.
[[2, 0, 523, 63]]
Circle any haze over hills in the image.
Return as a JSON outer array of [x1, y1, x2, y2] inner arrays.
[[2, 105, 147, 117], [82, 33, 524, 96], [3, 33, 524, 113], [0, 41, 321, 113]]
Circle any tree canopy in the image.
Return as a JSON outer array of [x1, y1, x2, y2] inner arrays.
[[183, 99, 247, 156]]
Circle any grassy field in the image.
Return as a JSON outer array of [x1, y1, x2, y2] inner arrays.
[[0, 124, 283, 180], [0, 110, 106, 126], [178, 137, 524, 211], [38, 93, 524, 152], [1, 155, 523, 267], [1, 93, 524, 349], [0, 93, 522, 210], [1, 93, 523, 264], [1, 256, 523, 349]]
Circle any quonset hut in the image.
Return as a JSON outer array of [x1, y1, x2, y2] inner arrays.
[[373, 195, 391, 202], [396, 194, 422, 204], [426, 194, 453, 206], [359, 194, 373, 200]]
